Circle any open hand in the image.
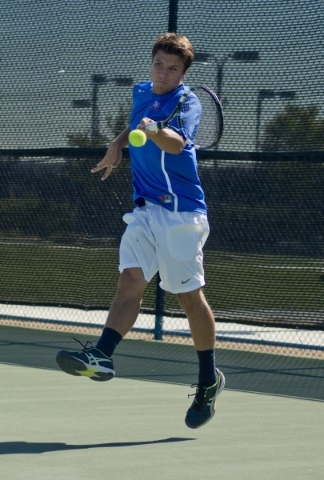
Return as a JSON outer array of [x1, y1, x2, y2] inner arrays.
[[91, 143, 122, 181]]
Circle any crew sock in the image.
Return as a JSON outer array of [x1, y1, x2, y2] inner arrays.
[[95, 327, 122, 357], [197, 349, 216, 387]]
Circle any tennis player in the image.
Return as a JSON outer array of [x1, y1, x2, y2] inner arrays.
[[56, 33, 225, 429]]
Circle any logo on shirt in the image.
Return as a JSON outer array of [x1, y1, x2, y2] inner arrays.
[[158, 195, 172, 204], [150, 101, 161, 111]]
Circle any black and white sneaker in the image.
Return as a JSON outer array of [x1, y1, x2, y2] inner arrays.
[[185, 368, 225, 429], [56, 338, 115, 382]]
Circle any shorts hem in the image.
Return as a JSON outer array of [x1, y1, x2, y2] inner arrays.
[[119, 263, 156, 284], [160, 280, 205, 295], [119, 262, 141, 272]]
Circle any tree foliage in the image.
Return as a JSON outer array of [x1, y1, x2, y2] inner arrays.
[[261, 104, 324, 152], [67, 102, 131, 147], [67, 132, 108, 148]]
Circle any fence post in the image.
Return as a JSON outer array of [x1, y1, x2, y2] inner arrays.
[[168, 0, 178, 32], [154, 273, 165, 340]]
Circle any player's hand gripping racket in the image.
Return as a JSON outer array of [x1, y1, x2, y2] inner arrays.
[[145, 85, 223, 149]]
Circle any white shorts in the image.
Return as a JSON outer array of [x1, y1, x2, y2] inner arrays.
[[119, 202, 210, 294]]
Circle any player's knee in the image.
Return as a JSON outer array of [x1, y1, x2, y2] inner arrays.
[[117, 268, 147, 296], [177, 288, 202, 312]]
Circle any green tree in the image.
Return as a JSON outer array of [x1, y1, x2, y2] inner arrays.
[[261, 104, 324, 152], [67, 131, 108, 148], [67, 103, 131, 147]]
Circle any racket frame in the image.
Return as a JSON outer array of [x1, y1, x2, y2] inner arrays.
[[145, 85, 223, 149]]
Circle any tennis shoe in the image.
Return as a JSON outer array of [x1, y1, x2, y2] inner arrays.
[[185, 368, 225, 429], [56, 338, 115, 382]]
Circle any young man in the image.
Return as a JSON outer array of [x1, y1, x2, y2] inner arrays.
[[56, 33, 225, 429]]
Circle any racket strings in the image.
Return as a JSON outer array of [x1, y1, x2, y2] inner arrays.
[[159, 86, 223, 149], [195, 90, 220, 148]]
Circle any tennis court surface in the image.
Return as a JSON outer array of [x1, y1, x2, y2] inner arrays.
[[1, 325, 323, 479]]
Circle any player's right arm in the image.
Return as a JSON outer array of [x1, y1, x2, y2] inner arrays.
[[138, 118, 186, 154], [91, 125, 130, 181]]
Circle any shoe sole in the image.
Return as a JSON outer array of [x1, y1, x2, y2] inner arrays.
[[215, 368, 226, 397], [56, 351, 115, 382]]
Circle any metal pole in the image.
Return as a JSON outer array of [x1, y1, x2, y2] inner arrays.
[[256, 96, 262, 152], [217, 62, 224, 99], [91, 83, 99, 147], [168, 0, 178, 32], [154, 0, 179, 340], [154, 274, 164, 340]]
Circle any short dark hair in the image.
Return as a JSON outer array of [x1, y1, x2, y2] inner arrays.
[[152, 33, 194, 71]]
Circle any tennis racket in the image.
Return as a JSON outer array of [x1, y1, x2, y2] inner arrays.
[[145, 85, 223, 149]]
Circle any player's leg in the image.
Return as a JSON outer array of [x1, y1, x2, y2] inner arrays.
[[56, 206, 156, 381], [151, 205, 225, 429], [178, 288, 225, 429], [102, 267, 147, 336], [56, 267, 147, 381], [178, 287, 215, 351], [178, 288, 216, 390], [95, 267, 147, 358]]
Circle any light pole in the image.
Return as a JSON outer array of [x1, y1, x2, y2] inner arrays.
[[256, 89, 296, 151], [72, 75, 133, 146], [195, 51, 259, 99]]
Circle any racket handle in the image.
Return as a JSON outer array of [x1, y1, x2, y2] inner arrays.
[[145, 122, 159, 132]]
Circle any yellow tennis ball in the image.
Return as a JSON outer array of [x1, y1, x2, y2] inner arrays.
[[128, 129, 147, 147]]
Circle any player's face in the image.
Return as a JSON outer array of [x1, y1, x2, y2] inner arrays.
[[151, 51, 188, 95]]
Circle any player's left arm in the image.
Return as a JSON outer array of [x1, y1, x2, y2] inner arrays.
[[91, 125, 130, 181], [138, 117, 186, 154]]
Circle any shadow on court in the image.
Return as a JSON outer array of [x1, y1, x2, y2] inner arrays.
[[0, 437, 196, 455], [0, 325, 323, 401]]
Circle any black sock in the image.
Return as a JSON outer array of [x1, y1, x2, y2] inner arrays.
[[96, 327, 122, 357], [197, 349, 216, 387]]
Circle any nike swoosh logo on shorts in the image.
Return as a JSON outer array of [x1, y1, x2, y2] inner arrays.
[[181, 278, 192, 284]]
